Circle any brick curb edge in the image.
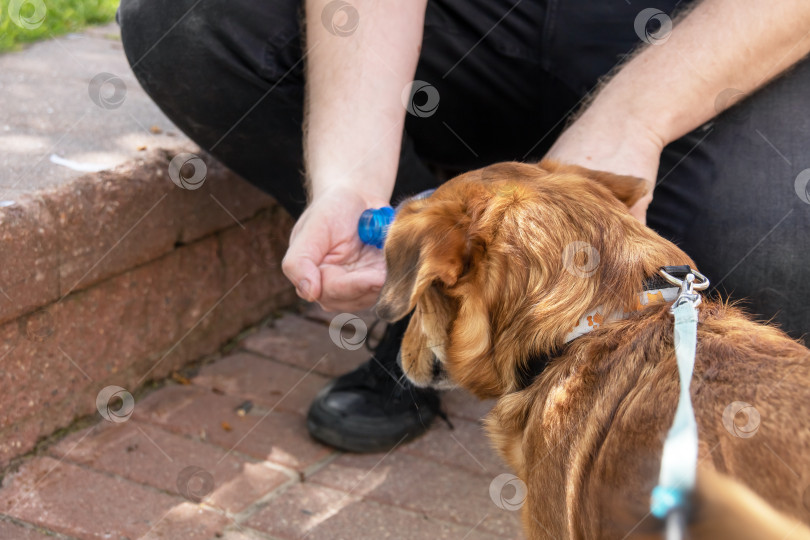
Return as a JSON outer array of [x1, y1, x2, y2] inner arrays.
[[0, 147, 296, 468]]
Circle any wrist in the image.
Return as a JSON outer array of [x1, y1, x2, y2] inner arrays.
[[307, 161, 397, 205], [309, 181, 391, 209], [578, 90, 669, 153]]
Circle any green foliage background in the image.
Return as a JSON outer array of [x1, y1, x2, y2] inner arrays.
[[0, 0, 119, 52]]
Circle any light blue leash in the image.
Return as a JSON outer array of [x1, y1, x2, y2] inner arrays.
[[650, 269, 709, 540]]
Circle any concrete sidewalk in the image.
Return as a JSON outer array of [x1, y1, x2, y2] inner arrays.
[[0, 308, 524, 539], [0, 23, 181, 200]]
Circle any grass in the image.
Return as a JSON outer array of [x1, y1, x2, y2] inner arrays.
[[0, 0, 119, 53]]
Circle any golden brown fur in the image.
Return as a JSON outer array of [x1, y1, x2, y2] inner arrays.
[[377, 161, 810, 539]]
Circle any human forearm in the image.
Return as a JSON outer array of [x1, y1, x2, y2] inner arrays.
[[545, 0, 810, 222], [304, 0, 427, 203], [588, 0, 810, 148]]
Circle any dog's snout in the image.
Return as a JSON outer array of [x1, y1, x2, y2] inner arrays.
[[428, 356, 455, 390]]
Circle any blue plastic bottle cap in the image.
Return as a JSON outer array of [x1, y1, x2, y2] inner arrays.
[[358, 206, 396, 249]]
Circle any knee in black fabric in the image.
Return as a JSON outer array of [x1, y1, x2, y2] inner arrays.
[[119, 0, 303, 88]]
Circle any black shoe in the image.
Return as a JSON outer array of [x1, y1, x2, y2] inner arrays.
[[307, 316, 441, 453]]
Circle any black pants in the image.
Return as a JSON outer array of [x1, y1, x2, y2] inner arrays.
[[118, 0, 810, 339]]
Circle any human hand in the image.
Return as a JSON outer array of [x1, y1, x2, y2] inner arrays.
[[281, 185, 389, 312], [544, 111, 664, 224]]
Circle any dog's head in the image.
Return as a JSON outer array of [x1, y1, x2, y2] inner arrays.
[[376, 161, 693, 399]]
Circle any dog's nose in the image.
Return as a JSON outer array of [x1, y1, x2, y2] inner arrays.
[[431, 358, 444, 380]]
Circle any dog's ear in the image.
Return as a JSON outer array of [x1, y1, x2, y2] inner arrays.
[[538, 159, 649, 208], [376, 200, 482, 322]]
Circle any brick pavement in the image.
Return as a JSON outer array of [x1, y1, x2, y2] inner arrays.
[[0, 309, 524, 539]]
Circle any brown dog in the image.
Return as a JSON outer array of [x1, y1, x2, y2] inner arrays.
[[376, 161, 810, 539]]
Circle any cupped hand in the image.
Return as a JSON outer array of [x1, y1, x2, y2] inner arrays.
[[281, 185, 390, 312]]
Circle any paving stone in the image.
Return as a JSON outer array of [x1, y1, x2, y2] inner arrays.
[[50, 421, 290, 513], [0, 197, 60, 325], [308, 452, 522, 538], [48, 159, 179, 295], [191, 353, 330, 417], [45, 150, 272, 291], [219, 205, 292, 281], [134, 384, 333, 471], [215, 207, 297, 345], [213, 527, 273, 540], [245, 482, 360, 539], [0, 519, 58, 540], [0, 232, 225, 433], [0, 456, 228, 539], [301, 303, 382, 332], [172, 159, 277, 247], [442, 389, 496, 422], [400, 417, 509, 476], [246, 482, 505, 540], [143, 502, 231, 540], [241, 314, 369, 377]]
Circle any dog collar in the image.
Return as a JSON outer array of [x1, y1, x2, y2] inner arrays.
[[562, 265, 699, 344], [517, 266, 700, 390], [563, 286, 680, 343]]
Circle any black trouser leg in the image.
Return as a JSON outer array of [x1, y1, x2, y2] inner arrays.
[[118, 0, 438, 218], [649, 61, 810, 339]]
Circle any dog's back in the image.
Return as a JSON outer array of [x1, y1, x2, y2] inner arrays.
[[494, 300, 810, 539]]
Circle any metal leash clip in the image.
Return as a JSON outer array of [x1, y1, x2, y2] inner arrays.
[[659, 268, 710, 311], [650, 265, 711, 540]]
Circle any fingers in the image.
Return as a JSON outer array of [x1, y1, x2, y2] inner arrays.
[[282, 242, 323, 302], [316, 265, 385, 312], [282, 235, 387, 310]]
